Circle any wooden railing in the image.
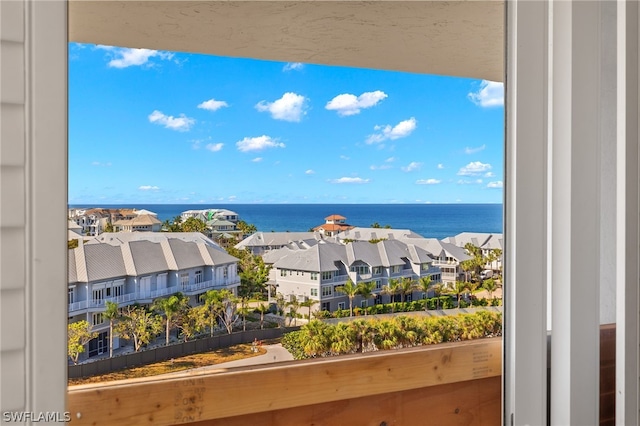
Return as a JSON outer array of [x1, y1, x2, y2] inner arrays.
[[68, 338, 502, 425]]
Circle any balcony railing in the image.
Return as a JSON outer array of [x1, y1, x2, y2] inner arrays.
[[68, 279, 240, 313]]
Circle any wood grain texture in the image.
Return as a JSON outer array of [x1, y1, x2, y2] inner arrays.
[[67, 338, 501, 425]]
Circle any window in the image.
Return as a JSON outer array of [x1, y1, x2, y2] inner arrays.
[[350, 265, 370, 275], [92, 287, 104, 303], [321, 302, 330, 311], [195, 270, 203, 284], [281, 269, 287, 277], [311, 272, 318, 280], [92, 313, 104, 326], [375, 280, 382, 289], [223, 267, 229, 278], [310, 288, 318, 297], [321, 271, 334, 280], [421, 263, 430, 271], [338, 302, 345, 310], [360, 300, 367, 308], [321, 286, 332, 297], [391, 265, 402, 274], [180, 272, 189, 288], [68, 288, 75, 305], [372, 266, 382, 275]]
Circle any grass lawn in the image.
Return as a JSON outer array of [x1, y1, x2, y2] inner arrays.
[[68, 343, 268, 386]]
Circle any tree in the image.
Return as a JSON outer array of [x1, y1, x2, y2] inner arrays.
[[453, 281, 470, 307], [181, 217, 207, 233], [299, 299, 316, 321], [238, 298, 251, 331], [398, 277, 416, 303], [179, 305, 207, 342], [417, 276, 432, 312], [482, 278, 497, 299], [200, 289, 238, 335], [371, 222, 382, 228], [162, 215, 183, 232], [237, 220, 257, 237], [68, 320, 98, 365], [356, 281, 376, 314], [432, 283, 444, 310], [336, 279, 359, 317], [115, 305, 163, 352], [382, 278, 400, 311], [256, 303, 270, 329], [286, 298, 301, 326], [152, 292, 189, 346], [103, 301, 120, 358], [103, 222, 114, 233], [226, 247, 271, 299], [68, 239, 79, 249]]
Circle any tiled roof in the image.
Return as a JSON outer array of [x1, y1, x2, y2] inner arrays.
[[314, 223, 353, 232], [325, 214, 346, 220]]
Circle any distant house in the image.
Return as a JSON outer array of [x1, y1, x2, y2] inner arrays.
[[442, 232, 503, 271], [68, 208, 160, 236], [181, 208, 239, 224], [113, 214, 162, 232], [268, 239, 440, 313], [313, 214, 355, 237], [67, 232, 240, 359], [235, 231, 324, 256]]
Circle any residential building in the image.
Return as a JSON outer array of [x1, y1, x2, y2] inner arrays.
[[336, 227, 423, 242], [181, 208, 239, 224], [235, 231, 324, 256], [67, 232, 240, 359], [270, 239, 440, 312], [442, 232, 503, 271], [398, 237, 472, 285], [113, 214, 162, 233], [312, 214, 355, 237]]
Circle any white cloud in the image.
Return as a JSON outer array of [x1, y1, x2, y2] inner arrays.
[[197, 99, 229, 111], [437, 163, 445, 169], [148, 110, 195, 132], [386, 157, 396, 163], [487, 181, 504, 188], [96, 45, 174, 68], [370, 164, 392, 170], [205, 143, 224, 152], [251, 157, 263, 162], [255, 92, 308, 122], [485, 171, 495, 178], [325, 91, 387, 116], [139, 185, 160, 191], [458, 161, 492, 176], [401, 162, 422, 172], [283, 62, 304, 72], [340, 155, 350, 160], [305, 169, 315, 174], [329, 177, 371, 184], [457, 179, 484, 185], [468, 80, 504, 107], [464, 144, 486, 154], [228, 195, 237, 201], [366, 117, 417, 144], [416, 179, 441, 185], [236, 135, 285, 152]]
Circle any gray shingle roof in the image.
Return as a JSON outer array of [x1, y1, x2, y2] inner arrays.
[[129, 240, 169, 275], [169, 239, 206, 270], [235, 232, 322, 249], [84, 244, 127, 282], [205, 245, 239, 265], [273, 241, 346, 272]]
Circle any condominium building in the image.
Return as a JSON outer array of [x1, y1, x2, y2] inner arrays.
[[268, 239, 441, 312], [67, 232, 240, 359]]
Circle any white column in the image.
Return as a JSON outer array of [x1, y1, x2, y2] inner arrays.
[[0, 0, 68, 419], [504, 1, 549, 424], [616, 1, 640, 424]]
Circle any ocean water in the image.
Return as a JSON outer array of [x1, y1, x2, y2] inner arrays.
[[69, 204, 503, 240]]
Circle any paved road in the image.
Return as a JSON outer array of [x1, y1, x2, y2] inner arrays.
[[158, 344, 294, 377]]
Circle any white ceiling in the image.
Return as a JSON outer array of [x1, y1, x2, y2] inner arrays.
[[68, 1, 504, 82]]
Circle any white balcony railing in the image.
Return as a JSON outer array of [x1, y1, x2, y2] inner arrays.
[[68, 279, 241, 313]]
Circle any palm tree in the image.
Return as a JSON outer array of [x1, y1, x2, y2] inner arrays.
[[152, 292, 188, 346], [398, 277, 416, 303], [200, 290, 224, 336], [482, 278, 497, 299], [287, 298, 300, 326], [417, 276, 432, 312], [336, 279, 359, 317], [299, 298, 316, 321], [356, 281, 376, 315], [256, 303, 270, 329], [453, 281, 470, 308], [382, 278, 400, 312], [432, 283, 443, 310], [103, 301, 120, 358]]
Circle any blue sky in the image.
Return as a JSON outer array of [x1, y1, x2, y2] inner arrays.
[[69, 43, 504, 204]]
